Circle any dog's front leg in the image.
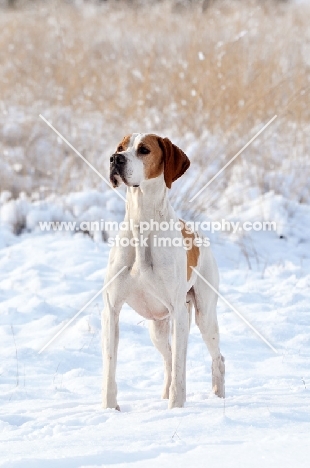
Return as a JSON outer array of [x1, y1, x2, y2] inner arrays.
[[102, 292, 121, 410], [149, 318, 172, 399], [169, 304, 189, 409]]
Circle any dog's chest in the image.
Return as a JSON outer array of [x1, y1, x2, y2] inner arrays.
[[124, 243, 172, 320], [126, 285, 169, 320]]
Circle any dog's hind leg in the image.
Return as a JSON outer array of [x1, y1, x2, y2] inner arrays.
[[149, 318, 172, 399], [192, 277, 225, 398], [186, 293, 193, 329]]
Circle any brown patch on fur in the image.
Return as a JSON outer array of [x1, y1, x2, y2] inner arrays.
[[116, 135, 131, 152], [139, 134, 164, 180], [180, 220, 200, 281], [157, 137, 190, 189]]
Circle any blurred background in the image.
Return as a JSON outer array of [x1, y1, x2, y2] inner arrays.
[[0, 0, 309, 233], [2, 4, 310, 462]]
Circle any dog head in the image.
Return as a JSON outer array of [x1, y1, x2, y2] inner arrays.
[[110, 133, 190, 189]]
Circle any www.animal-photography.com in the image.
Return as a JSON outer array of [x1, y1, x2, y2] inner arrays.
[[0, 0, 309, 467]]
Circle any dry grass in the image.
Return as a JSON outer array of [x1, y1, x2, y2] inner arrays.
[[0, 0, 309, 214]]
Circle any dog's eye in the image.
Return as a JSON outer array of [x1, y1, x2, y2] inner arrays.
[[117, 145, 123, 152], [138, 146, 150, 155]]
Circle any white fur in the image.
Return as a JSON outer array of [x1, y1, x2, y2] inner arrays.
[[118, 134, 145, 187], [102, 141, 225, 410]]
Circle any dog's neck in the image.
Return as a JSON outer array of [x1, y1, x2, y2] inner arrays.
[[124, 174, 175, 230]]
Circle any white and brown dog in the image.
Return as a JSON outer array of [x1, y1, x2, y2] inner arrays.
[[102, 133, 225, 410]]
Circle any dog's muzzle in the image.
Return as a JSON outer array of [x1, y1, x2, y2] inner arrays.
[[110, 153, 126, 187]]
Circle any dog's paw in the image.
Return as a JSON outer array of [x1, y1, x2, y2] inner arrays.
[[212, 355, 225, 398]]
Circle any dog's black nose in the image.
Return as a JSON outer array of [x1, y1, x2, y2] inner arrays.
[[110, 153, 126, 165]]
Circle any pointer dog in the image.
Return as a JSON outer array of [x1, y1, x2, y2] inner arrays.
[[103, 134, 225, 410]]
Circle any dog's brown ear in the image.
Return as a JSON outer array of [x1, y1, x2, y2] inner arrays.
[[157, 137, 190, 189]]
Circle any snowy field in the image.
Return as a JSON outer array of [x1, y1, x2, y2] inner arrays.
[[1, 191, 310, 467], [1, 0, 310, 466]]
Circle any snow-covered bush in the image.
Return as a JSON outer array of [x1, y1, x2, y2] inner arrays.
[[0, 0, 309, 223]]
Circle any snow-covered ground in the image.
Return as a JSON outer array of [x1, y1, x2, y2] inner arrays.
[[1, 0, 310, 465], [1, 191, 310, 467]]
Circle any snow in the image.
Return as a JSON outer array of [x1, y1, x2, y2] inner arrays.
[[1, 0, 310, 463], [0, 189, 125, 239], [1, 190, 310, 467]]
